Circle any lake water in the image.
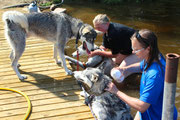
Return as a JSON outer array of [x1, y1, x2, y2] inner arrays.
[[63, 1, 180, 118]]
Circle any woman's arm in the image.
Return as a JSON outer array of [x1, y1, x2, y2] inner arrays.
[[105, 82, 150, 113], [99, 45, 107, 50], [89, 50, 116, 58]]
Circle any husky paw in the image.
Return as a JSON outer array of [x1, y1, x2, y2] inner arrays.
[[17, 64, 21, 68], [72, 53, 77, 57], [80, 91, 89, 97], [56, 60, 61, 65], [19, 75, 27, 81], [65, 70, 73, 75]]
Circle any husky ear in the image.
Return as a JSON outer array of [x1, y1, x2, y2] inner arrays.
[[82, 27, 97, 38], [82, 27, 90, 35], [91, 73, 99, 82], [97, 61, 107, 74], [95, 30, 103, 35]]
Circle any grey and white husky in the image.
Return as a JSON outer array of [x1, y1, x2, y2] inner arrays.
[[72, 44, 115, 77], [2, 11, 97, 80], [73, 68, 133, 120]]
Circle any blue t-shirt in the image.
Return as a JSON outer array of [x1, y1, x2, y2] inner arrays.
[[139, 54, 177, 120]]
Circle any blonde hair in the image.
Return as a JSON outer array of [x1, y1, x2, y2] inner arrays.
[[93, 14, 110, 25]]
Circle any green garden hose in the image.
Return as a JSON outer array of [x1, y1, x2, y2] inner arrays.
[[0, 88, 32, 120]]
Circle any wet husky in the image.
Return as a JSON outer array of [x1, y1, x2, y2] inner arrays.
[[2, 11, 97, 80], [72, 44, 115, 77], [73, 68, 132, 120]]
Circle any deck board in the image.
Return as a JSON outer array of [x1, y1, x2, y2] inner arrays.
[[0, 8, 94, 120]]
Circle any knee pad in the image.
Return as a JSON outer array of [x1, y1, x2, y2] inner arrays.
[[111, 69, 124, 83]]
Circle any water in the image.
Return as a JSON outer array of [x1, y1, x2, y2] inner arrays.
[[63, 1, 180, 118]]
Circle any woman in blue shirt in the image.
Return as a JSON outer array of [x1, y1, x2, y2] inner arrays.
[[105, 29, 177, 120]]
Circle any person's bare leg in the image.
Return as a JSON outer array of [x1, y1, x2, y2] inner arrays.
[[119, 54, 141, 78], [111, 53, 141, 83], [113, 53, 128, 65]]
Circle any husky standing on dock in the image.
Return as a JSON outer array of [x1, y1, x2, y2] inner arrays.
[[2, 11, 97, 80]]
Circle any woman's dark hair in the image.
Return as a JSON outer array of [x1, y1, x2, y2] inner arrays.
[[133, 29, 163, 71]]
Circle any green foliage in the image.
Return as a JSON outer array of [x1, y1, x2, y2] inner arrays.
[[39, 0, 158, 6], [38, 0, 63, 6], [101, 0, 155, 4], [40, 1, 52, 6], [52, 0, 62, 4], [102, 0, 124, 4]]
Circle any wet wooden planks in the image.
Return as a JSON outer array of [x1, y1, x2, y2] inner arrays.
[[0, 8, 94, 120]]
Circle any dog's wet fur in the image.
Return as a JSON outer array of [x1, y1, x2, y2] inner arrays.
[[2, 11, 97, 80], [72, 44, 115, 77], [74, 68, 133, 120]]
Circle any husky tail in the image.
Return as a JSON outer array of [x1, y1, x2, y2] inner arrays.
[[2, 11, 29, 33], [2, 11, 29, 80]]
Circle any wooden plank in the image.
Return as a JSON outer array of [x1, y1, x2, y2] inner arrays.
[[0, 84, 80, 97], [0, 72, 72, 84], [0, 61, 72, 77], [0, 95, 85, 115], [0, 77, 75, 88], [0, 90, 81, 105], [0, 100, 89, 118], [0, 82, 79, 95], [0, 51, 74, 63], [34, 112, 94, 120], [30, 106, 92, 120], [0, 69, 72, 81], [0, 108, 94, 120]]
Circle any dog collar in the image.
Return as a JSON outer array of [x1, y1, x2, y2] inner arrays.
[[85, 95, 95, 105], [76, 25, 86, 47]]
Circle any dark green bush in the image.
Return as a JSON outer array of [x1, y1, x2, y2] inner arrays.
[[39, 0, 158, 5]]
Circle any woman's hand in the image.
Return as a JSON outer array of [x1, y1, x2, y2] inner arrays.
[[110, 67, 126, 83], [111, 67, 125, 74], [105, 82, 119, 94]]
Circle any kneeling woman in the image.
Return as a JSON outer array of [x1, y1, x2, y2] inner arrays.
[[106, 29, 178, 120]]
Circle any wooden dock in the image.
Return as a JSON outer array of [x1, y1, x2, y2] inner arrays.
[[0, 8, 94, 120]]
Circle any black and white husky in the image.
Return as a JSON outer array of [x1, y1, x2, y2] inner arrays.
[[73, 68, 133, 120], [2, 11, 97, 80], [72, 44, 115, 77]]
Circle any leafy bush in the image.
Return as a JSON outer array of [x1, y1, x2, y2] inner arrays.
[[38, 0, 156, 6], [102, 0, 124, 4], [40, 1, 52, 6]]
